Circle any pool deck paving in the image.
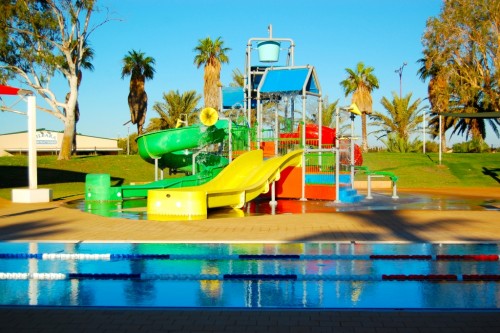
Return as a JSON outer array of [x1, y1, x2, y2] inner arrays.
[[0, 187, 499, 332]]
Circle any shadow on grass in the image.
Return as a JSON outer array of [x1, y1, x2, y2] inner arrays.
[[0, 166, 124, 188], [482, 167, 500, 184]]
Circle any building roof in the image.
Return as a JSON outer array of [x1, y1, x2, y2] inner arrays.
[[0, 128, 118, 141]]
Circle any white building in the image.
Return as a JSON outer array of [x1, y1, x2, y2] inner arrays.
[[0, 129, 121, 156]]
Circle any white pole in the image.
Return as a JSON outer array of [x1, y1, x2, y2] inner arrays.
[[27, 95, 37, 190], [350, 114, 355, 188], [318, 97, 323, 169], [422, 111, 426, 154], [300, 95, 306, 201], [439, 115, 442, 165], [127, 125, 130, 155]]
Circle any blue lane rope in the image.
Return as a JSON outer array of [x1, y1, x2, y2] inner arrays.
[[239, 254, 301, 260], [223, 274, 298, 280], [0, 253, 498, 261]]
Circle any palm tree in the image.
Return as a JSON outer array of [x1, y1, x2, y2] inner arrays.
[[370, 92, 425, 143], [340, 62, 379, 152], [121, 50, 156, 135], [147, 90, 201, 132], [321, 98, 339, 128], [230, 68, 244, 87], [193, 37, 230, 110], [417, 53, 453, 152]]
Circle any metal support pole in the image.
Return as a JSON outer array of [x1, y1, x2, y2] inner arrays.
[[270, 181, 277, 206], [350, 114, 355, 189], [300, 148, 307, 201], [392, 182, 399, 199], [334, 107, 341, 203], [366, 175, 373, 200], [300, 95, 307, 201], [318, 97, 323, 169], [228, 119, 233, 161], [154, 159, 159, 181]]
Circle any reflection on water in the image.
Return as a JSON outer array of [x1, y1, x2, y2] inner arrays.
[[68, 192, 497, 221], [1, 242, 500, 309]]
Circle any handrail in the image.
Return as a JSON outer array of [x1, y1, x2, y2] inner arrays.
[[355, 166, 399, 199]]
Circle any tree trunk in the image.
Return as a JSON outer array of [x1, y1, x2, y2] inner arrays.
[[440, 118, 447, 153], [59, 116, 75, 160], [58, 78, 78, 160], [361, 112, 368, 153], [204, 61, 221, 109]]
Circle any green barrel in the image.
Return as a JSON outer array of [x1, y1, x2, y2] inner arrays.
[[85, 174, 122, 201]]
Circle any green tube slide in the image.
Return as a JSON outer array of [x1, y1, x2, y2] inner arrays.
[[85, 120, 249, 201]]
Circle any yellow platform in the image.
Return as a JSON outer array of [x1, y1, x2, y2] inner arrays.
[[147, 149, 303, 220]]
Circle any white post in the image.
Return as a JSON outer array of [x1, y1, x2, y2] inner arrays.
[[12, 93, 52, 203], [422, 110, 426, 154], [439, 115, 442, 165], [27, 95, 37, 190], [127, 125, 130, 155]]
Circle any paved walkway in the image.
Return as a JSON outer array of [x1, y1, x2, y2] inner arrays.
[[0, 187, 499, 332]]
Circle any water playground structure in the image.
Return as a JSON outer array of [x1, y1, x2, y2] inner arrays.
[[85, 26, 398, 220]]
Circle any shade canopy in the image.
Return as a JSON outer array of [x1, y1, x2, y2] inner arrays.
[[222, 87, 244, 109], [258, 66, 320, 95], [434, 112, 500, 119], [0, 84, 20, 95]]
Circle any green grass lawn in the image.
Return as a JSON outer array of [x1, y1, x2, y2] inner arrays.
[[361, 152, 499, 188], [0, 152, 498, 200]]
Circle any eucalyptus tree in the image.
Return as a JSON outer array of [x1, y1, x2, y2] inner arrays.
[[421, 0, 500, 144], [340, 62, 380, 152], [121, 50, 156, 135], [0, 0, 110, 160], [64, 40, 95, 154], [193, 37, 230, 110]]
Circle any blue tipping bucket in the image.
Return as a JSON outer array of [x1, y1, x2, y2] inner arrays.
[[257, 41, 280, 62]]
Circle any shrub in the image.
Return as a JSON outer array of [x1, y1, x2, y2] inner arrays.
[[452, 139, 490, 153], [424, 141, 439, 153]]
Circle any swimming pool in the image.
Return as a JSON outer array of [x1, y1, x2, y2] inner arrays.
[[1, 242, 500, 309]]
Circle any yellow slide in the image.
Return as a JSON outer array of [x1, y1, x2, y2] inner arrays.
[[147, 149, 303, 220]]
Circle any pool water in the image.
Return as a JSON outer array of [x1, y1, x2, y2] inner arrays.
[[72, 192, 497, 221], [1, 242, 500, 309]]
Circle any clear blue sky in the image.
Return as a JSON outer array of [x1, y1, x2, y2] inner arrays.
[[2, 0, 498, 147]]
